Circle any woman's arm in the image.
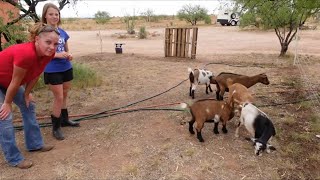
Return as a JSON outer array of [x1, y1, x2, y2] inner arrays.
[[0, 65, 27, 119], [24, 76, 40, 107]]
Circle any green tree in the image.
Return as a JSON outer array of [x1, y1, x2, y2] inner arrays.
[[235, 0, 320, 56], [177, 4, 209, 25], [0, 0, 80, 51], [94, 11, 111, 24]]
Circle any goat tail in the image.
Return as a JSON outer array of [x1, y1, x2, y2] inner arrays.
[[187, 67, 193, 74]]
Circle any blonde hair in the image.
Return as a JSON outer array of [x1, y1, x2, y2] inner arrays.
[[28, 23, 60, 41], [42, 3, 61, 25], [28, 22, 44, 41]]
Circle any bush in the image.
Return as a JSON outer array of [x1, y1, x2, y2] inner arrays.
[[138, 26, 147, 39], [34, 62, 102, 90], [94, 11, 111, 24]]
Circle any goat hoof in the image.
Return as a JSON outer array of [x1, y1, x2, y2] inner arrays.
[[222, 129, 228, 134], [198, 138, 204, 142], [189, 130, 195, 134], [214, 130, 219, 134]]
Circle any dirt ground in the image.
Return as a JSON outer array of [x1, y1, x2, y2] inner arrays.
[[1, 26, 320, 179]]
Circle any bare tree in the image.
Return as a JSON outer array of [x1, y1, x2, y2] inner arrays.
[[0, 0, 80, 50]]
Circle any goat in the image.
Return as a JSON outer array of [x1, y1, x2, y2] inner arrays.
[[236, 102, 276, 156], [227, 83, 254, 115], [180, 99, 234, 142], [188, 68, 214, 99], [214, 72, 269, 100]]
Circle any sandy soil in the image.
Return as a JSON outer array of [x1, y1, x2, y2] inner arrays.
[[69, 26, 320, 58], [1, 26, 319, 180]]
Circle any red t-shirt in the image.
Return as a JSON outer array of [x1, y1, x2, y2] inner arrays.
[[0, 42, 54, 88]]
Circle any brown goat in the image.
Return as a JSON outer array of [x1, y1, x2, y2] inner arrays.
[[213, 72, 269, 100], [181, 99, 234, 142], [227, 83, 254, 115]]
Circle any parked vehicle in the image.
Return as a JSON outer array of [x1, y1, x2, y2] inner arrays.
[[217, 9, 240, 26]]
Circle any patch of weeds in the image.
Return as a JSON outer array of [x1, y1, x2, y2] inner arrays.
[[309, 115, 320, 132], [162, 142, 173, 151], [138, 26, 147, 39], [122, 164, 138, 177], [280, 142, 302, 157], [281, 115, 296, 126], [73, 63, 103, 89], [149, 156, 161, 169], [298, 101, 312, 110], [281, 76, 303, 89], [184, 148, 195, 157], [309, 152, 320, 163], [290, 132, 312, 142], [34, 62, 102, 91]]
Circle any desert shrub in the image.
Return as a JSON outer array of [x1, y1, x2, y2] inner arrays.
[[94, 11, 111, 24], [139, 26, 147, 39]]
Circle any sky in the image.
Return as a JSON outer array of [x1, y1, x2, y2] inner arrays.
[[34, 0, 234, 18]]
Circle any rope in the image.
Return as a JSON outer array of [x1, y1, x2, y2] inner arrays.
[[14, 107, 185, 131]]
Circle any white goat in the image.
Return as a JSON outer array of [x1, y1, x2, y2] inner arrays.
[[188, 67, 214, 99]]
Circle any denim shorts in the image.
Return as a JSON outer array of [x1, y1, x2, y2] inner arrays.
[[44, 68, 73, 85]]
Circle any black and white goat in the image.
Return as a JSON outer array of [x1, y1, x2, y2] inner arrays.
[[236, 103, 276, 156], [188, 68, 214, 99]]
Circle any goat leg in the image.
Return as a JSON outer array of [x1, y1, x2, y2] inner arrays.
[[208, 84, 213, 92], [213, 122, 219, 134], [189, 119, 195, 134], [235, 122, 241, 137], [222, 124, 228, 134], [196, 130, 204, 142]]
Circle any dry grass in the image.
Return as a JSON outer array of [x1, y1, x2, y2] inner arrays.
[[61, 16, 218, 31]]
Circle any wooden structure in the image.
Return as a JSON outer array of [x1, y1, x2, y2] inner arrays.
[[165, 27, 198, 59]]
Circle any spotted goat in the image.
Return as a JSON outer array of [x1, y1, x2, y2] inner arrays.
[[188, 67, 214, 99]]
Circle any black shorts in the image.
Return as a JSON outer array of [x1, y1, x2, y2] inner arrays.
[[44, 68, 73, 85]]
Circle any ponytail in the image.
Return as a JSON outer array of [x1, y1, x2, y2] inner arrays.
[[28, 22, 43, 42]]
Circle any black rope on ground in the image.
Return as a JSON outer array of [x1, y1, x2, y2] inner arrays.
[[69, 78, 189, 123], [14, 108, 185, 131]]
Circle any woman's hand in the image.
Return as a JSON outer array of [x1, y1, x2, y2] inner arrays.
[[24, 93, 34, 108], [0, 102, 12, 120]]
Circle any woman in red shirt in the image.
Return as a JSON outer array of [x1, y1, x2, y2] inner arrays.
[[0, 23, 59, 169]]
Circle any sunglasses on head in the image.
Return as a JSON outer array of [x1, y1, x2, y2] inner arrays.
[[37, 24, 60, 35]]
